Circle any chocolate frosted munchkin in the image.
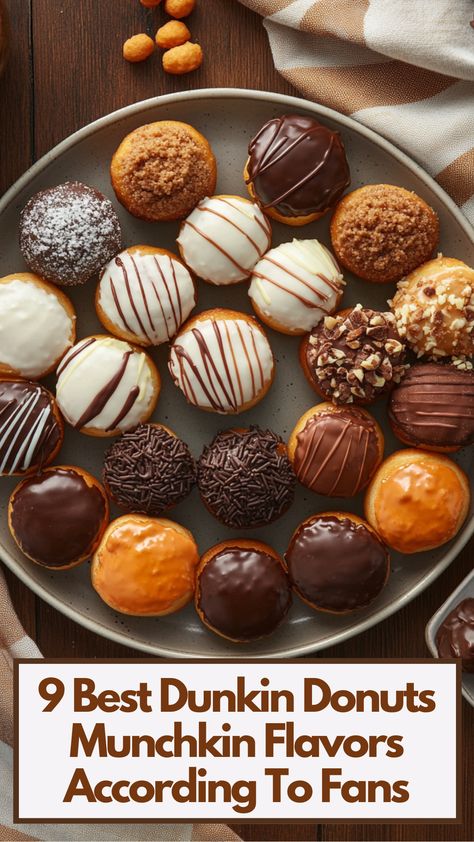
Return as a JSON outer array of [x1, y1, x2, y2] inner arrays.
[[288, 403, 384, 497], [103, 423, 196, 516], [286, 512, 390, 613], [195, 539, 292, 642], [0, 379, 63, 476], [300, 305, 407, 405], [197, 427, 296, 529], [245, 114, 350, 226], [96, 246, 197, 346], [436, 598, 474, 672], [8, 466, 109, 569], [168, 308, 275, 414], [55, 335, 160, 436], [389, 361, 474, 451]]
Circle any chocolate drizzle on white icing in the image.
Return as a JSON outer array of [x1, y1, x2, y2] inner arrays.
[[169, 314, 274, 413], [99, 249, 196, 346]]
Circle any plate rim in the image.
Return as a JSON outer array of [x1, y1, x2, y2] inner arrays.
[[1, 86, 473, 659]]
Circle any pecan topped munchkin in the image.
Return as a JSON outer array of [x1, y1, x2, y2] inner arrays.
[[300, 304, 407, 405]]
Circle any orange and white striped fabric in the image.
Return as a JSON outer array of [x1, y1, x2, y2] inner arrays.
[[0, 569, 240, 842], [238, 0, 474, 223]]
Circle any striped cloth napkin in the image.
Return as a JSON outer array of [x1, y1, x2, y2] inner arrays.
[[238, 0, 474, 224], [0, 569, 240, 842]]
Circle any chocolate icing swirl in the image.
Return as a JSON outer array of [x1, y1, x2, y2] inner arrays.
[[103, 424, 196, 516], [0, 380, 61, 475], [389, 362, 474, 449], [436, 598, 474, 672], [247, 114, 350, 217], [197, 546, 291, 641], [10, 467, 107, 568], [286, 515, 389, 612], [294, 408, 380, 497], [197, 427, 296, 528]]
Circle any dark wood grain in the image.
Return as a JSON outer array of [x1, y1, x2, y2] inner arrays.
[[0, 1, 472, 839]]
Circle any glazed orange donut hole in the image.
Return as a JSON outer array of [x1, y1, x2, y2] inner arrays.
[[364, 450, 470, 554], [91, 514, 199, 616]]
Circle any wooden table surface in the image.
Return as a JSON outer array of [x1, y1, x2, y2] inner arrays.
[[0, 1, 472, 840]]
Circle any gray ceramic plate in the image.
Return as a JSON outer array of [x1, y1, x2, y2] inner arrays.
[[426, 569, 474, 707], [0, 89, 473, 659]]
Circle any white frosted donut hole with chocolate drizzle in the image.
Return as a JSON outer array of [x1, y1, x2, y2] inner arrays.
[[0, 273, 76, 379], [96, 246, 197, 347], [249, 239, 344, 335], [56, 335, 160, 437], [168, 308, 275, 414], [177, 195, 272, 286]]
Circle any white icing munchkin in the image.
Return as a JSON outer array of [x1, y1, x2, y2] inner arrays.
[[168, 312, 274, 413], [56, 336, 157, 433], [0, 276, 75, 378], [249, 239, 344, 333], [98, 248, 196, 346], [177, 195, 272, 285]]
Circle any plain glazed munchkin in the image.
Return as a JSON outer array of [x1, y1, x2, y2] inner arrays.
[[249, 239, 344, 335], [177, 195, 272, 285], [91, 514, 199, 616], [330, 184, 439, 283], [197, 427, 296, 529], [195, 539, 292, 642], [301, 305, 407, 404], [19, 181, 122, 286], [110, 121, 217, 221], [388, 361, 474, 452], [96, 246, 197, 346], [0, 273, 76, 379], [436, 598, 474, 672], [0, 379, 64, 476], [245, 114, 350, 226], [285, 512, 390, 614], [288, 403, 384, 497], [168, 308, 275, 414], [364, 449, 470, 554], [8, 466, 109, 569], [103, 423, 196, 516], [389, 256, 474, 358], [55, 335, 160, 436]]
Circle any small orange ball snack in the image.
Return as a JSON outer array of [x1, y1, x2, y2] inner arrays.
[[156, 20, 191, 49], [163, 42, 202, 74], [165, 0, 195, 19], [123, 34, 155, 63]]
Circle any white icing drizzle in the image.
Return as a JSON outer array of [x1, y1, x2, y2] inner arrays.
[[0, 388, 52, 474], [249, 239, 344, 333], [98, 249, 196, 346], [168, 314, 274, 413], [177, 196, 272, 286], [56, 336, 156, 432], [0, 278, 75, 378]]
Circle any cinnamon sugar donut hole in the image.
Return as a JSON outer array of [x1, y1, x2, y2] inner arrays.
[[365, 450, 470, 554], [110, 121, 217, 222], [330, 184, 439, 283]]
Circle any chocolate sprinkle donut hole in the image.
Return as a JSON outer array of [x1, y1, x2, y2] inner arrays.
[[197, 426, 296, 529], [103, 423, 196, 516]]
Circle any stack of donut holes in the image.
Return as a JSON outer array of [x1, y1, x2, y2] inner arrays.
[[2, 114, 473, 648]]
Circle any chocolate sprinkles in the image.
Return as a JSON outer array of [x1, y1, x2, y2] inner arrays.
[[103, 423, 196, 516], [197, 426, 296, 529]]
